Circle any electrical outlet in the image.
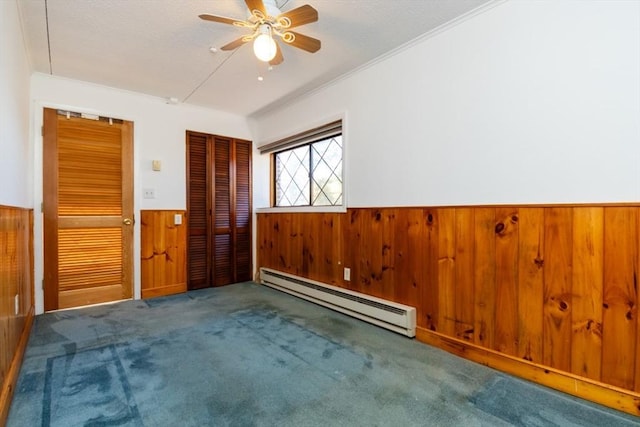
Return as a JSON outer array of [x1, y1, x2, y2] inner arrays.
[[344, 267, 351, 281], [14, 295, 19, 315], [174, 213, 182, 225]]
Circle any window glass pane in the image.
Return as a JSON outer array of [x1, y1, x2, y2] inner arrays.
[[274, 133, 342, 208], [310, 136, 342, 206], [275, 146, 310, 206]]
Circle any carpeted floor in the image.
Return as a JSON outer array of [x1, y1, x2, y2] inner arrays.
[[8, 282, 640, 426]]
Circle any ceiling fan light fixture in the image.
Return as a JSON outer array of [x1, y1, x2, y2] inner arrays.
[[253, 24, 277, 62]]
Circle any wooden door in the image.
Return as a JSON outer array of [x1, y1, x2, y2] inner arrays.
[[213, 136, 252, 285], [186, 132, 211, 290], [186, 132, 252, 289], [43, 108, 134, 311]]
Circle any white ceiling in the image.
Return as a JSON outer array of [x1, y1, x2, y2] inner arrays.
[[18, 0, 491, 117]]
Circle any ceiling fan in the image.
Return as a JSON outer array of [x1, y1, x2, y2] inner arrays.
[[199, 0, 320, 65]]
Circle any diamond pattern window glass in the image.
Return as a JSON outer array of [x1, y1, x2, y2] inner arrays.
[[274, 134, 343, 207]]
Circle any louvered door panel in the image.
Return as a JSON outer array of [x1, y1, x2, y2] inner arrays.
[[187, 132, 210, 289], [235, 140, 252, 282], [214, 137, 231, 230], [213, 137, 232, 286], [188, 235, 208, 284], [58, 122, 122, 216], [236, 230, 252, 281], [235, 140, 251, 229], [58, 228, 121, 291], [214, 234, 232, 285]]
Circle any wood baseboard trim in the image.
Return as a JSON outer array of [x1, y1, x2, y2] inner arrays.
[[416, 327, 640, 416], [142, 283, 186, 299], [0, 306, 35, 426]]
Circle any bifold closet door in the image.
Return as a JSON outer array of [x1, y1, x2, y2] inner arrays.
[[186, 132, 211, 290], [212, 137, 252, 286], [232, 139, 252, 283], [187, 132, 252, 289]]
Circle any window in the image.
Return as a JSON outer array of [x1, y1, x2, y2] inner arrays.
[[274, 134, 343, 206], [259, 120, 343, 208]]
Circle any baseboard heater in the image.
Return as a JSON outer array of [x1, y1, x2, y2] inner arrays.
[[259, 267, 416, 337]]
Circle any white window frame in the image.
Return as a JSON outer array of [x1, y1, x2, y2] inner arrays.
[[257, 117, 346, 214]]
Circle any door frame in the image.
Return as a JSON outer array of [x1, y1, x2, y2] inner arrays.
[[35, 103, 138, 313]]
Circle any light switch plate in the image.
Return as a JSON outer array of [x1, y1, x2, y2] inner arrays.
[[174, 214, 182, 225], [143, 188, 155, 199]]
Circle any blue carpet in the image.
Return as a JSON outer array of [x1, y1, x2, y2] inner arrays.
[[470, 375, 639, 427], [43, 344, 142, 427], [8, 282, 640, 426]]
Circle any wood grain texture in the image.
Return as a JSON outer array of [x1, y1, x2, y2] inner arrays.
[[473, 208, 496, 348], [256, 204, 640, 405], [602, 207, 637, 390], [365, 209, 384, 298], [454, 208, 474, 341], [43, 109, 134, 309], [393, 209, 423, 308], [186, 131, 210, 290], [0, 206, 34, 426], [571, 207, 603, 381], [423, 209, 439, 331], [517, 208, 544, 363], [437, 208, 456, 336], [494, 207, 519, 355], [186, 132, 252, 288], [543, 207, 573, 371], [381, 209, 396, 301], [140, 210, 187, 299]]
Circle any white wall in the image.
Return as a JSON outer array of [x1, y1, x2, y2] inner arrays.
[[251, 0, 640, 208], [0, 0, 32, 207], [31, 73, 251, 313]]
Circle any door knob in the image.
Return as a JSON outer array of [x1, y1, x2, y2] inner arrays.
[[123, 218, 133, 225]]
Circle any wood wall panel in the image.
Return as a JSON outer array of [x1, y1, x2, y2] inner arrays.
[[423, 209, 439, 331], [437, 208, 456, 337], [494, 207, 519, 355], [393, 209, 422, 308], [0, 206, 34, 426], [473, 207, 496, 348], [543, 207, 573, 371], [256, 204, 640, 412], [571, 207, 603, 381], [454, 208, 474, 341], [517, 208, 544, 363], [140, 210, 186, 298], [381, 210, 395, 301], [602, 207, 637, 390]]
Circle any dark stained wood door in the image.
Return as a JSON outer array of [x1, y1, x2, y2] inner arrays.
[[187, 131, 252, 289], [186, 132, 211, 289]]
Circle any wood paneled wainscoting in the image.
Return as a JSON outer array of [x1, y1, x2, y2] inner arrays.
[[257, 205, 640, 415], [0, 206, 34, 425], [140, 210, 187, 298]]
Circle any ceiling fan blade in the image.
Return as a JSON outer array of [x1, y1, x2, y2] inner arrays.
[[245, 0, 267, 17], [283, 31, 321, 53], [269, 42, 284, 66], [276, 5, 318, 29], [220, 37, 249, 51], [199, 14, 242, 26]]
